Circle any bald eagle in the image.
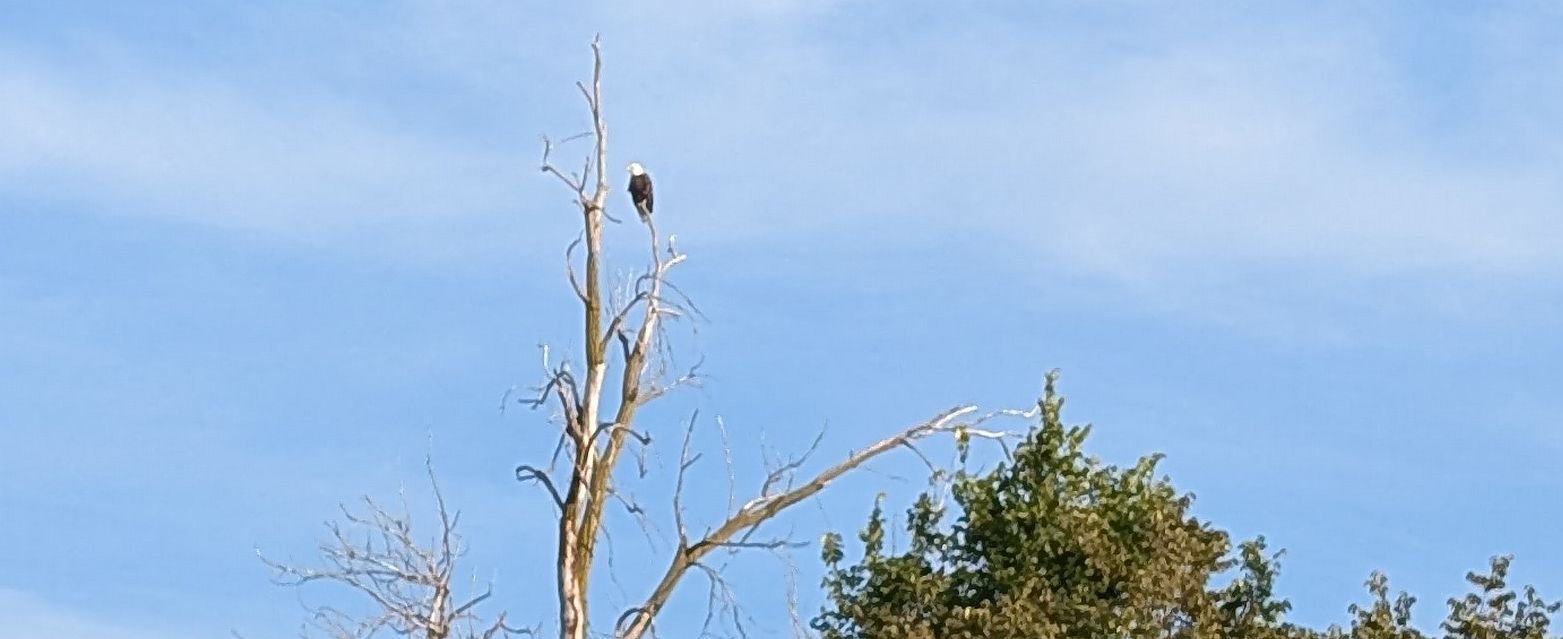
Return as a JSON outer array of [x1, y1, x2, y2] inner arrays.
[[627, 162, 654, 223]]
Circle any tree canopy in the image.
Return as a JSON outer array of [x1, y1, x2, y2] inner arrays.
[[813, 372, 1558, 639]]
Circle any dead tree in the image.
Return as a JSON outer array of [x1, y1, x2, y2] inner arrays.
[[520, 36, 1028, 639], [258, 460, 521, 639]]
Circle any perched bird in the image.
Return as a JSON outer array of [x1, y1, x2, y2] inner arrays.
[[626, 162, 654, 222]]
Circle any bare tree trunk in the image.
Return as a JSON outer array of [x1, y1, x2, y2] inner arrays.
[[521, 36, 1029, 639]]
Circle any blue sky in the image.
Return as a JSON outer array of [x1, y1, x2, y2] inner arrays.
[[5, 1, 1563, 636]]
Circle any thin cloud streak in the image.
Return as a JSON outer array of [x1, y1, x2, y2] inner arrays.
[[4, 2, 1562, 323], [0, 589, 203, 639], [0, 46, 528, 248]]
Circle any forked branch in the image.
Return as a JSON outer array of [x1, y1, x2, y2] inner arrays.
[[615, 405, 1022, 639]]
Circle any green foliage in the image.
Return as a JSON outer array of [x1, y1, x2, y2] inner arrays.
[[1320, 557, 1562, 639], [814, 371, 1280, 638], [1324, 572, 1422, 639], [812, 372, 1558, 639], [1441, 556, 1561, 639]]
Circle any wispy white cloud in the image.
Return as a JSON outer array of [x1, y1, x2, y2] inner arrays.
[[5, 2, 1562, 330], [0, 589, 202, 639], [577, 3, 1563, 277], [0, 43, 535, 261]]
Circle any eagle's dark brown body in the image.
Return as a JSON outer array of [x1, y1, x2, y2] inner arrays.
[[628, 171, 654, 222]]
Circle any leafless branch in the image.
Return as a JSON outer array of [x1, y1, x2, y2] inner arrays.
[[564, 237, 589, 303], [776, 545, 812, 639], [716, 417, 738, 516], [673, 411, 700, 545], [540, 135, 587, 196], [616, 405, 1026, 639], [516, 465, 565, 511], [691, 561, 752, 639], [259, 459, 519, 639], [525, 35, 1031, 639], [761, 427, 826, 498]]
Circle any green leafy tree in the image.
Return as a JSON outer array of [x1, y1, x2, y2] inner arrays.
[[1323, 572, 1423, 639], [813, 372, 1299, 639], [813, 373, 1559, 639], [1322, 557, 1561, 639], [1441, 556, 1560, 639]]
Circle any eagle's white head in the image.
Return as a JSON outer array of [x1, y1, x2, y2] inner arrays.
[[627, 162, 646, 176]]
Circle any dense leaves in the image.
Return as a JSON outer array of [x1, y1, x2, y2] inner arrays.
[[1440, 556, 1561, 639], [813, 372, 1557, 639]]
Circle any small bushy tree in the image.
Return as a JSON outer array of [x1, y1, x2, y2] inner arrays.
[[815, 373, 1558, 639], [814, 371, 1291, 638]]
